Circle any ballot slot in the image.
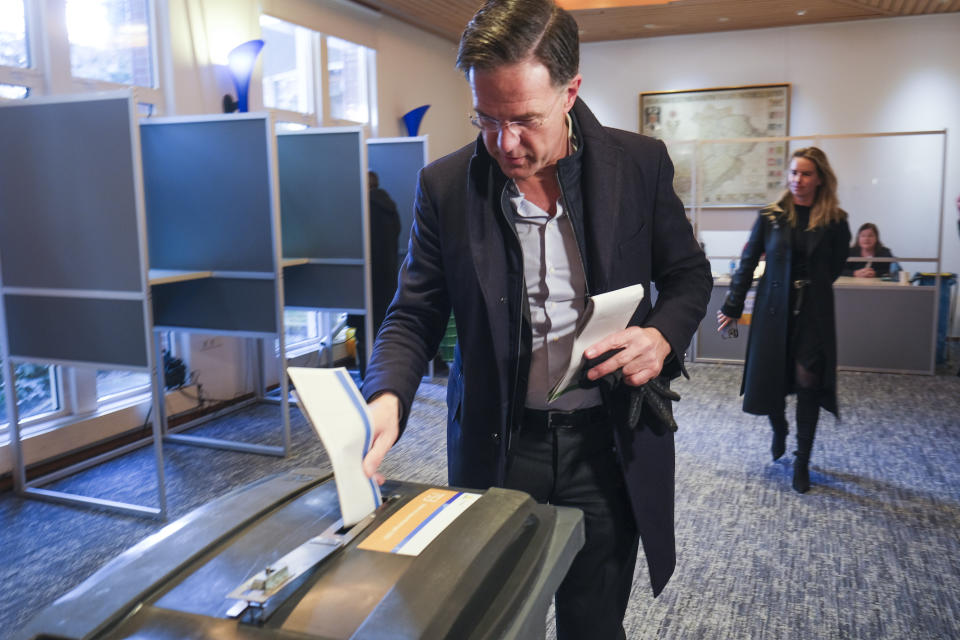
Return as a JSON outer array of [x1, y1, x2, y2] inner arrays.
[[226, 494, 399, 625], [149, 478, 381, 621]]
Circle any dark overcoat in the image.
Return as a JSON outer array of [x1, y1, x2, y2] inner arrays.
[[363, 99, 712, 595], [721, 197, 851, 416]]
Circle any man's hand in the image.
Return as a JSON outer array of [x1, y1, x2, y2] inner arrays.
[[584, 326, 671, 387], [717, 310, 736, 331], [362, 392, 401, 485]]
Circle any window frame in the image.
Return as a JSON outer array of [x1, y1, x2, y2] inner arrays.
[[0, 0, 167, 108], [321, 34, 377, 132], [259, 14, 377, 136], [0, 0, 43, 99], [61, 0, 165, 108], [0, 360, 68, 437]]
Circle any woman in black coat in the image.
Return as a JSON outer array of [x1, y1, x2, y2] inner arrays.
[[717, 147, 851, 493]]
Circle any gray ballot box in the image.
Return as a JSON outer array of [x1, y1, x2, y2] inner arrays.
[[18, 469, 584, 640]]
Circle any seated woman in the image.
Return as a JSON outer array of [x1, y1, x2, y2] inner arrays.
[[843, 222, 896, 278]]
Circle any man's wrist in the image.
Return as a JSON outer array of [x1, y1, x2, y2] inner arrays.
[[369, 391, 402, 420], [647, 326, 672, 364]]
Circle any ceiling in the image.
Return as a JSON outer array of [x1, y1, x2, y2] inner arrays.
[[349, 0, 960, 43]]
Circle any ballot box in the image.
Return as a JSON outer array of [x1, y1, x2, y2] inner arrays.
[[18, 468, 584, 640]]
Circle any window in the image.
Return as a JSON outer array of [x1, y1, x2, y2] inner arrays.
[[0, 82, 28, 99], [259, 15, 376, 131], [285, 310, 321, 350], [96, 370, 151, 401], [326, 35, 374, 125], [65, 0, 154, 87], [2, 0, 162, 104], [0, 0, 41, 98], [275, 121, 309, 132], [260, 15, 315, 116], [97, 331, 173, 401], [0, 361, 60, 427], [0, 0, 29, 68]]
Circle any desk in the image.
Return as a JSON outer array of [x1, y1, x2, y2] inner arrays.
[[148, 269, 214, 286], [696, 277, 936, 374]]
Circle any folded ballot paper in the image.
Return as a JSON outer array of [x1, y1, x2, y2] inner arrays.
[[287, 367, 382, 527], [548, 283, 645, 402]]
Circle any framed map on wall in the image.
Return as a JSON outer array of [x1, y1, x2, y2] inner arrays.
[[640, 84, 790, 207]]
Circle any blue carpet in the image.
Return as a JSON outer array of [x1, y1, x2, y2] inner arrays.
[[1, 363, 958, 639]]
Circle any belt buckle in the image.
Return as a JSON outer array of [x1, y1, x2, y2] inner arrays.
[[547, 410, 577, 429]]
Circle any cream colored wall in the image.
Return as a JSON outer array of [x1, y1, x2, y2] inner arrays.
[[165, 0, 473, 160], [372, 16, 474, 155]]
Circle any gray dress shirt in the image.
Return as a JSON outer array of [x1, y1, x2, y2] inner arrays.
[[509, 183, 602, 411]]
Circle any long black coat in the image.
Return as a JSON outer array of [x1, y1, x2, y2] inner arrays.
[[363, 99, 712, 595], [722, 198, 851, 416]]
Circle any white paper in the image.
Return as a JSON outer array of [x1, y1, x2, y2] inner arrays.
[[548, 283, 645, 402], [287, 367, 382, 526]]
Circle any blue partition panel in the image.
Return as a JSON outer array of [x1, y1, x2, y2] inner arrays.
[[151, 278, 279, 333], [277, 130, 364, 260], [141, 118, 275, 273], [0, 98, 143, 292], [283, 263, 365, 310], [367, 138, 426, 256], [5, 295, 148, 367]]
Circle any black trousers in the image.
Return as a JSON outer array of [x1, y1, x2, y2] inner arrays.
[[505, 417, 639, 640]]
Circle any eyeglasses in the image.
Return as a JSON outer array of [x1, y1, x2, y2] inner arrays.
[[469, 90, 566, 135], [469, 113, 546, 134]]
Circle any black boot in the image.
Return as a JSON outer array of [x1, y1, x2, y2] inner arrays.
[[769, 413, 788, 461], [793, 390, 819, 494], [792, 450, 810, 493]]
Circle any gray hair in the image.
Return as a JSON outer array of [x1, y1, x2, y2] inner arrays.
[[456, 0, 580, 86]]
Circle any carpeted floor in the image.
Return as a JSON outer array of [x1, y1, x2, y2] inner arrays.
[[1, 362, 958, 639]]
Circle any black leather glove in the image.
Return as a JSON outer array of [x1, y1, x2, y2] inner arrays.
[[580, 348, 681, 435]]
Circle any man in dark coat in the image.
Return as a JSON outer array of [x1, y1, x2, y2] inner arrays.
[[360, 1, 711, 637]]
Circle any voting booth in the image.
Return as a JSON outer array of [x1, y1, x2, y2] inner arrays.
[[18, 469, 584, 640]]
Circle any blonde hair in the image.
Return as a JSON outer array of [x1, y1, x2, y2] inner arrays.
[[781, 146, 846, 229]]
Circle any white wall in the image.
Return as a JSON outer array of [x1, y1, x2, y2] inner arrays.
[[579, 13, 960, 335]]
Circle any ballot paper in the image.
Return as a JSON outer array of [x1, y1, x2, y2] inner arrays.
[[287, 367, 382, 526], [548, 283, 645, 402]]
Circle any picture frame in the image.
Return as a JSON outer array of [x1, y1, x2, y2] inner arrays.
[[640, 83, 790, 207]]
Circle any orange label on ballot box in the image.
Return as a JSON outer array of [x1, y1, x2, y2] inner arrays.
[[358, 489, 481, 556]]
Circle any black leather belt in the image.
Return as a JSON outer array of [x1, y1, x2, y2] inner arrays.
[[521, 406, 608, 431]]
